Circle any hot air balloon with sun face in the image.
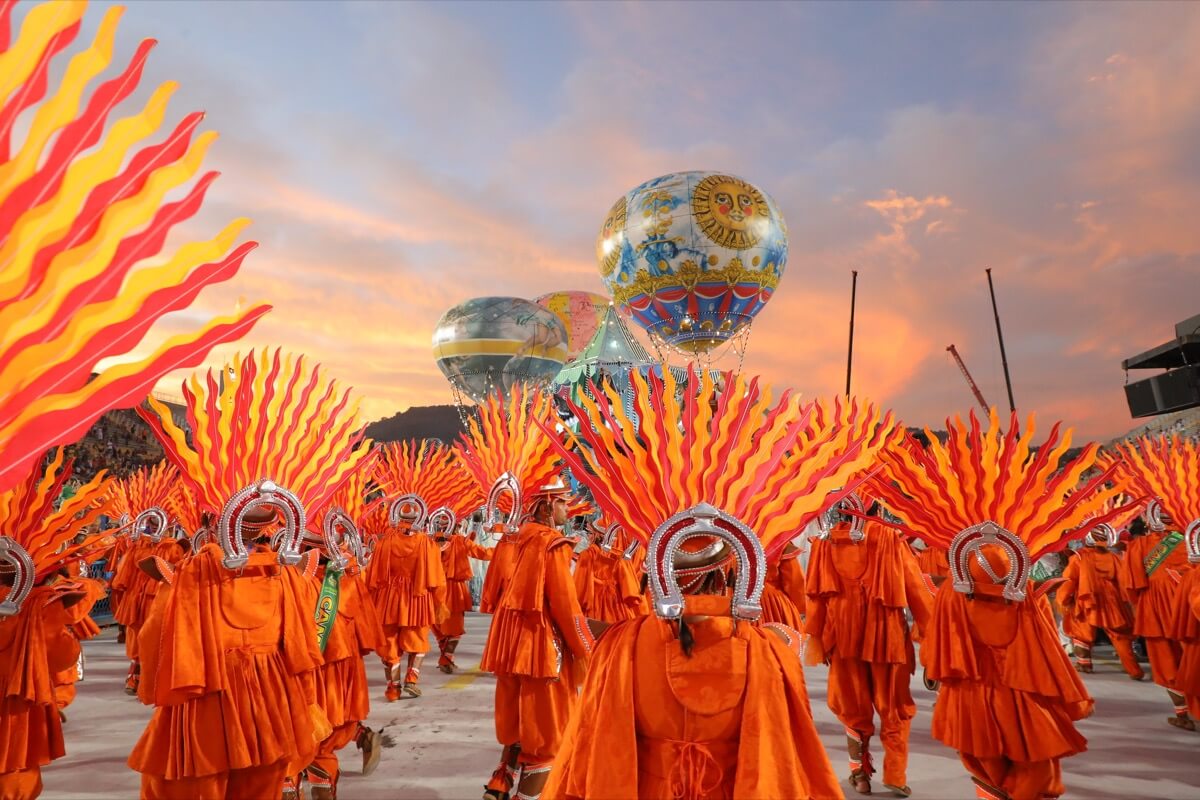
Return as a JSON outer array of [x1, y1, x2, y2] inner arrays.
[[432, 297, 569, 405], [596, 171, 788, 355]]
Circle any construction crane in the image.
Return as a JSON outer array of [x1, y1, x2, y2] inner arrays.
[[946, 344, 990, 414]]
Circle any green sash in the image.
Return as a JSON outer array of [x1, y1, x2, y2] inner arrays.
[[314, 567, 342, 652], [1144, 532, 1183, 576]]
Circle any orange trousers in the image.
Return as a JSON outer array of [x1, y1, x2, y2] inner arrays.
[[960, 753, 1063, 800], [140, 761, 287, 800], [1145, 637, 1182, 690], [1073, 627, 1142, 678], [310, 721, 359, 787], [494, 674, 576, 763], [378, 627, 430, 661], [0, 768, 41, 800], [826, 656, 915, 787]]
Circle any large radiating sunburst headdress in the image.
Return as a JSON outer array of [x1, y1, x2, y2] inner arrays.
[[310, 447, 381, 568], [139, 349, 372, 568], [542, 368, 896, 620], [1109, 435, 1200, 562], [0, 1, 269, 493], [456, 385, 563, 530], [873, 409, 1127, 601], [0, 449, 112, 615], [375, 441, 479, 533]]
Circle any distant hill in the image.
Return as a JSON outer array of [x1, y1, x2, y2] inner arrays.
[[365, 405, 467, 445]]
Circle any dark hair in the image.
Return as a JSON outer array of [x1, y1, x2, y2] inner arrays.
[[678, 617, 696, 657], [1129, 517, 1147, 537], [866, 500, 881, 517]]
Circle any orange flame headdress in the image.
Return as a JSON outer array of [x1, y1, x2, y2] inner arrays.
[[139, 349, 372, 567], [543, 369, 896, 620], [873, 410, 1127, 601], [311, 447, 381, 566], [0, 449, 112, 615], [375, 441, 479, 532], [0, 1, 269, 494], [110, 461, 177, 540], [456, 385, 563, 527], [1109, 435, 1200, 561]]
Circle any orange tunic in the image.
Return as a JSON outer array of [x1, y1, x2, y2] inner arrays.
[[761, 549, 806, 630], [434, 535, 492, 638], [480, 522, 594, 763], [575, 545, 646, 624], [52, 575, 107, 710], [110, 537, 156, 631], [1170, 565, 1200, 717], [1058, 548, 1134, 634], [128, 545, 323, 792], [478, 531, 520, 615], [543, 612, 843, 800], [367, 531, 447, 655], [1120, 533, 1190, 689], [926, 575, 1092, 800], [309, 558, 382, 781], [1, 585, 83, 796]]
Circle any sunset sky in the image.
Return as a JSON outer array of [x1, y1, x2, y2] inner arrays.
[[77, 0, 1200, 440]]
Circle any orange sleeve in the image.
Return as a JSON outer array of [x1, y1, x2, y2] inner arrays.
[[1058, 559, 1079, 607], [544, 541, 594, 662], [901, 547, 933, 634], [466, 541, 493, 561], [777, 556, 807, 616]]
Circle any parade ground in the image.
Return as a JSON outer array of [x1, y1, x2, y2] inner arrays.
[[43, 614, 1200, 800]]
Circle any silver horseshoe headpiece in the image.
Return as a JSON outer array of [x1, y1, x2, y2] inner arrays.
[[426, 506, 458, 537], [816, 491, 866, 542], [1087, 522, 1120, 549], [485, 472, 522, 535], [949, 520, 1030, 602], [0, 536, 35, 617], [323, 507, 367, 570], [599, 522, 623, 554], [191, 527, 211, 552], [388, 493, 428, 530], [1144, 499, 1167, 532], [217, 479, 306, 569], [134, 507, 168, 542], [647, 502, 765, 621], [1185, 519, 1200, 565]]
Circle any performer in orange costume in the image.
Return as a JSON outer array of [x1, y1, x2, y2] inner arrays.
[[1057, 520, 1144, 679], [805, 496, 932, 797], [540, 369, 895, 800], [130, 350, 374, 800], [573, 521, 645, 624], [479, 475, 595, 800], [1111, 435, 1200, 729], [1174, 521, 1200, 721], [431, 509, 493, 673], [292, 468, 387, 800], [0, 455, 110, 800], [876, 410, 1130, 800], [50, 531, 110, 715], [913, 540, 950, 581], [458, 388, 564, 620], [370, 441, 467, 700]]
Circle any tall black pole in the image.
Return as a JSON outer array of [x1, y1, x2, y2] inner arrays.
[[986, 267, 1017, 414], [846, 270, 858, 397]]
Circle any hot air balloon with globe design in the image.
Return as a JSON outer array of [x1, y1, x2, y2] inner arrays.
[[432, 297, 569, 406], [596, 170, 788, 355], [534, 290, 609, 363]]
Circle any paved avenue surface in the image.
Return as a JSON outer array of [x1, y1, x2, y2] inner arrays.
[[43, 613, 1200, 799]]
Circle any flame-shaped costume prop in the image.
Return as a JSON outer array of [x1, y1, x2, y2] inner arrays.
[[873, 410, 1127, 565], [139, 349, 371, 523], [0, 0, 271, 494], [1110, 435, 1200, 537], [544, 369, 896, 559], [456, 385, 563, 512], [111, 461, 177, 528], [0, 449, 111, 616], [375, 441, 480, 525]]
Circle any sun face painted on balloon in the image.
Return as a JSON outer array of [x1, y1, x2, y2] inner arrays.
[[596, 196, 628, 278], [691, 174, 769, 250]]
